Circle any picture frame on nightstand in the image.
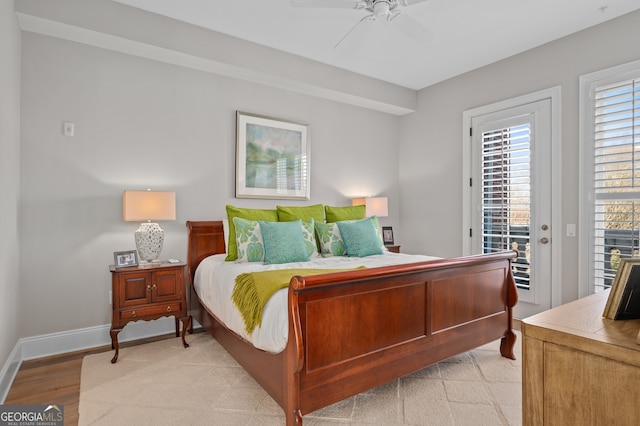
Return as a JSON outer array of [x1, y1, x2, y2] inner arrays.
[[114, 250, 138, 268], [382, 226, 394, 245]]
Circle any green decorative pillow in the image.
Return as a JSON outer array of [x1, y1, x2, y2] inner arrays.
[[301, 218, 320, 258], [259, 220, 310, 265], [325, 205, 366, 223], [277, 204, 325, 222], [337, 218, 384, 257], [314, 221, 347, 257], [225, 205, 278, 261], [232, 217, 265, 263]]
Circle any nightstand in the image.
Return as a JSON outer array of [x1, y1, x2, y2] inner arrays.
[[109, 261, 191, 363], [385, 245, 401, 253]]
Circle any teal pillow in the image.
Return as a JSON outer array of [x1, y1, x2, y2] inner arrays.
[[325, 205, 366, 223], [232, 217, 265, 262], [314, 221, 346, 257], [225, 205, 278, 261], [337, 218, 384, 257], [259, 220, 310, 264], [277, 204, 325, 222], [369, 216, 388, 252]]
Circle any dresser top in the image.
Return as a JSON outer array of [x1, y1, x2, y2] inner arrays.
[[522, 290, 640, 364], [109, 261, 185, 272]]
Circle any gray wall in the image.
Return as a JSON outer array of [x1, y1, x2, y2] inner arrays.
[[399, 9, 640, 304], [19, 31, 402, 337], [0, 0, 21, 372]]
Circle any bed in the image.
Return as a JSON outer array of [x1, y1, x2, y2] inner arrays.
[[186, 220, 518, 425]]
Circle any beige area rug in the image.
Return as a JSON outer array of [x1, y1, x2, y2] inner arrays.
[[79, 331, 522, 425]]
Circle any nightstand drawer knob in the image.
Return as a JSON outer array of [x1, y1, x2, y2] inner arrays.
[[152, 284, 157, 290], [131, 310, 136, 317], [147, 285, 151, 291], [166, 306, 172, 312]]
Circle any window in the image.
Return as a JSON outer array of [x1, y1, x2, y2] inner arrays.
[[481, 124, 532, 290], [582, 62, 640, 294]]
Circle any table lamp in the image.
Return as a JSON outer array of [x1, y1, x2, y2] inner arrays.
[[352, 196, 388, 218], [123, 190, 176, 264]]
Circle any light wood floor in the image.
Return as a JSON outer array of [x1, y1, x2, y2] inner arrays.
[[4, 333, 180, 426]]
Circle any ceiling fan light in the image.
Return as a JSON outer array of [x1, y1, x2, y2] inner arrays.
[[373, 1, 391, 17]]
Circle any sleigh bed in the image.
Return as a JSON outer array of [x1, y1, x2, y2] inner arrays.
[[186, 220, 518, 425]]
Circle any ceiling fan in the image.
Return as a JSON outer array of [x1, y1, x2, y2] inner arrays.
[[290, 0, 431, 49]]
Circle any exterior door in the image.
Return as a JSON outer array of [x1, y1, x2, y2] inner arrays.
[[470, 99, 552, 318]]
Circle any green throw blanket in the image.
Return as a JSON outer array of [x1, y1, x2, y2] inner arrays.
[[232, 267, 363, 334]]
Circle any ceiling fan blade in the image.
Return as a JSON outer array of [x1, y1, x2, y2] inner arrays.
[[398, 0, 430, 6], [388, 11, 432, 43], [290, 0, 367, 9], [334, 14, 376, 50]]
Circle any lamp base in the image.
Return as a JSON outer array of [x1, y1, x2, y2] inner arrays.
[[138, 259, 162, 267], [134, 222, 165, 264]]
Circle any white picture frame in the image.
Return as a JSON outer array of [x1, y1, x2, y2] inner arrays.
[[114, 250, 138, 269], [236, 111, 310, 200]]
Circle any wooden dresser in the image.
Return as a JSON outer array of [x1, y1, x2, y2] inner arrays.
[[522, 290, 640, 425]]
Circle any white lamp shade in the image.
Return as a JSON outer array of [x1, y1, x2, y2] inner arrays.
[[123, 190, 176, 222], [352, 197, 388, 218]]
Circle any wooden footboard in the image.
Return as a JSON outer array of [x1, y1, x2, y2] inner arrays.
[[186, 221, 518, 425]]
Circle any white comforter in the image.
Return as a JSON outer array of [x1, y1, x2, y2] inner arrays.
[[194, 252, 438, 353]]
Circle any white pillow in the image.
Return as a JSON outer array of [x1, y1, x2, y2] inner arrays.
[[314, 221, 347, 257], [233, 217, 265, 263], [301, 218, 320, 259], [222, 218, 229, 253]]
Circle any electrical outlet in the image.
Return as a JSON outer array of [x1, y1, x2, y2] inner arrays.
[[109, 290, 112, 305], [63, 121, 74, 136]]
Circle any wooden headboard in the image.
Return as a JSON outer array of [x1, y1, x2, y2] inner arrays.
[[185, 220, 226, 284]]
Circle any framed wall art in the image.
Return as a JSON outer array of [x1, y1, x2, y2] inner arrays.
[[236, 111, 310, 200]]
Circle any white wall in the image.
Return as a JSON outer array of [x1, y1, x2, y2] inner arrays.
[[19, 31, 402, 338], [0, 0, 22, 380], [399, 10, 640, 303], [14, 0, 416, 116]]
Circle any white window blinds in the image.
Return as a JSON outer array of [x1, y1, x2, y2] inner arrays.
[[481, 124, 531, 290], [591, 77, 640, 292]]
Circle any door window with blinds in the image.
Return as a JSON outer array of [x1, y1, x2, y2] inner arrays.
[[481, 123, 532, 290], [587, 73, 640, 293], [468, 94, 553, 316]]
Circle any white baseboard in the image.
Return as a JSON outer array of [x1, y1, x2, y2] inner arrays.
[[0, 317, 202, 403], [0, 343, 22, 404]]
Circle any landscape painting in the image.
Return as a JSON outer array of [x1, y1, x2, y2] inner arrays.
[[236, 111, 310, 199]]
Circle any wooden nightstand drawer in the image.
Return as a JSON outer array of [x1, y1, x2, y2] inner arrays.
[[119, 302, 183, 321]]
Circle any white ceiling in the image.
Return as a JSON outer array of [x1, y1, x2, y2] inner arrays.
[[113, 0, 640, 90]]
